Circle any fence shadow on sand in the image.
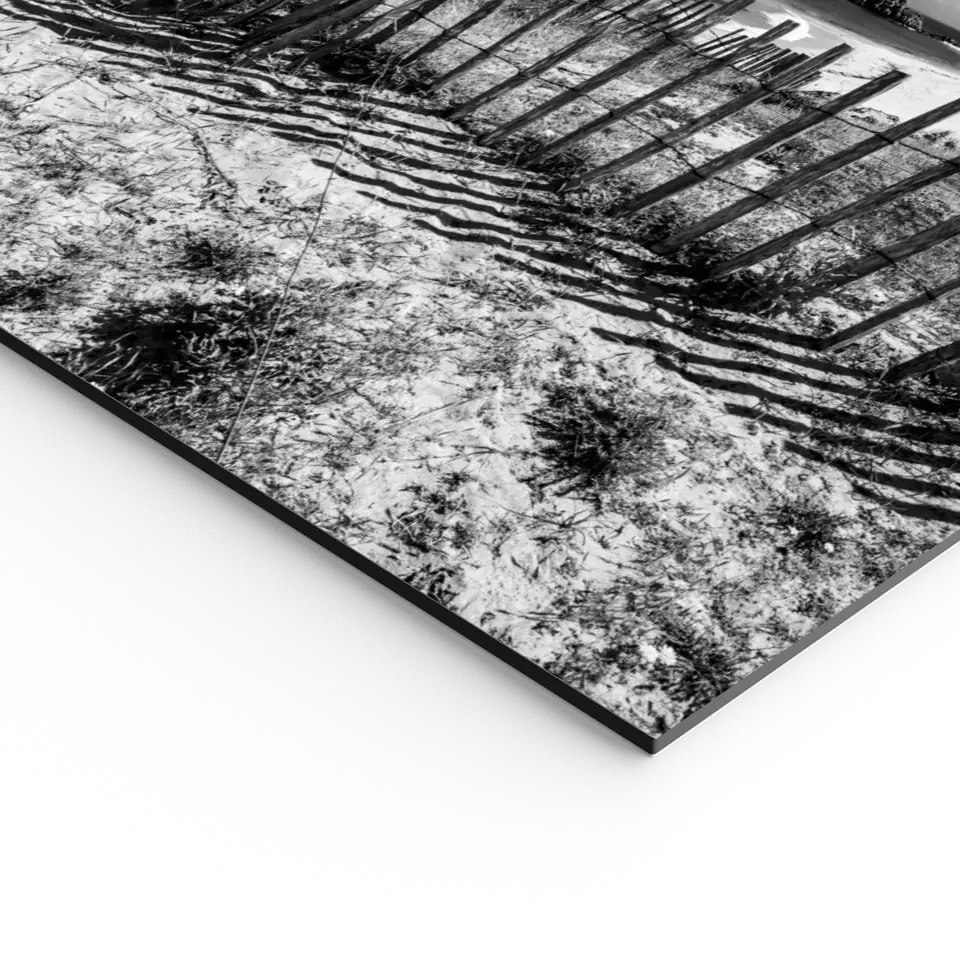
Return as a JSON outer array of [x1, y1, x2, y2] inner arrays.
[[5, 0, 960, 525]]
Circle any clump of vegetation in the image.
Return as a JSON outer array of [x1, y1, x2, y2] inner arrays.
[[456, 270, 550, 311], [649, 622, 747, 712], [698, 258, 829, 316], [529, 377, 689, 499], [33, 144, 87, 195], [758, 137, 822, 175], [52, 268, 440, 464], [544, 636, 621, 689], [460, 332, 527, 385], [389, 476, 475, 555], [386, 472, 480, 606], [631, 210, 727, 268], [300, 37, 426, 91], [545, 582, 670, 688], [849, 0, 924, 32], [175, 230, 264, 281], [0, 269, 79, 311], [768, 496, 852, 561], [51, 292, 325, 428], [485, 133, 592, 185], [545, 575, 755, 726]]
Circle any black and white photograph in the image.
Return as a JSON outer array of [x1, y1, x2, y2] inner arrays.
[[5, 0, 960, 750]]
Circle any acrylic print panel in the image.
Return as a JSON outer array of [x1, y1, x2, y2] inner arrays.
[[4, 0, 960, 753]]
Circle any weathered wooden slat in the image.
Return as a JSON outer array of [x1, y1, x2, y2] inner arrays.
[[525, 19, 798, 166], [738, 47, 778, 67], [245, 0, 380, 58], [740, 43, 780, 70], [709, 157, 960, 280], [350, 0, 450, 49], [614, 0, 716, 34], [594, 0, 665, 24], [738, 49, 802, 80], [567, 43, 851, 190], [476, 0, 755, 147], [627, 0, 680, 13], [240, 0, 347, 36], [693, 29, 747, 56], [656, 94, 960, 253], [398, 0, 510, 66], [757, 50, 810, 80], [448, 20, 623, 120], [757, 52, 806, 80], [793, 69, 822, 88], [820, 275, 960, 353], [189, 0, 250, 15], [226, 0, 293, 27], [644, 0, 722, 33], [447, 0, 720, 118], [596, 0, 666, 22], [624, 69, 906, 216], [883, 325, 960, 381], [295, 0, 437, 62], [815, 213, 960, 292], [659, 2, 741, 44], [768, 51, 809, 75], [766, 47, 801, 65], [429, 0, 584, 93]]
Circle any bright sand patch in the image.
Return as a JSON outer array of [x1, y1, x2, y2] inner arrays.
[[733, 0, 960, 129]]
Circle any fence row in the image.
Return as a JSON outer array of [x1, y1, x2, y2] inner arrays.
[[180, 0, 960, 383]]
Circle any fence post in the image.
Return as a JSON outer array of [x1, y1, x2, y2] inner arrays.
[[429, 0, 584, 92], [240, 0, 356, 47], [189, 0, 249, 15], [475, 0, 756, 146], [349, 0, 451, 49], [244, 0, 381, 58], [398, 0, 511, 66], [448, 1, 720, 119], [819, 274, 960, 352], [226, 0, 299, 28], [883, 330, 960, 382], [567, 43, 851, 190], [622, 0, 739, 36], [448, 20, 623, 119], [759, 51, 808, 77], [814, 214, 960, 292], [794, 70, 822, 89], [295, 0, 441, 61], [692, 30, 748, 57], [621, 69, 906, 215], [707, 156, 960, 279], [526, 19, 800, 166], [654, 94, 960, 254], [737, 47, 785, 72], [738, 47, 805, 72], [595, 0, 665, 23]]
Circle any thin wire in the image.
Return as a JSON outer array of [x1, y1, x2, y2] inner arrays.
[[214, 64, 385, 463]]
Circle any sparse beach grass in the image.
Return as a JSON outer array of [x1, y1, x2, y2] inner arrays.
[[1, 0, 957, 735]]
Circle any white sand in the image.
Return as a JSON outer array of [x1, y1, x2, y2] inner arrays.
[[732, 0, 960, 131]]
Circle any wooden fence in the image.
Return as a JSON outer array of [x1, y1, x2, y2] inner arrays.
[[180, 0, 960, 382]]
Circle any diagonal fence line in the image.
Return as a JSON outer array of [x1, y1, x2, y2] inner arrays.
[[209, 1, 946, 260], [191, 0, 960, 376], [380, 2, 948, 293]]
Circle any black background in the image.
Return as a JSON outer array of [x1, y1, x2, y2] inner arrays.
[[0, 338, 957, 790]]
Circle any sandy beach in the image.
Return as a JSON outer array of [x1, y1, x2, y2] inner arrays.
[[5, 0, 960, 745], [732, 0, 960, 129]]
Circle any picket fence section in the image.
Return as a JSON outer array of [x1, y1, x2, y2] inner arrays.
[[184, 0, 960, 381]]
